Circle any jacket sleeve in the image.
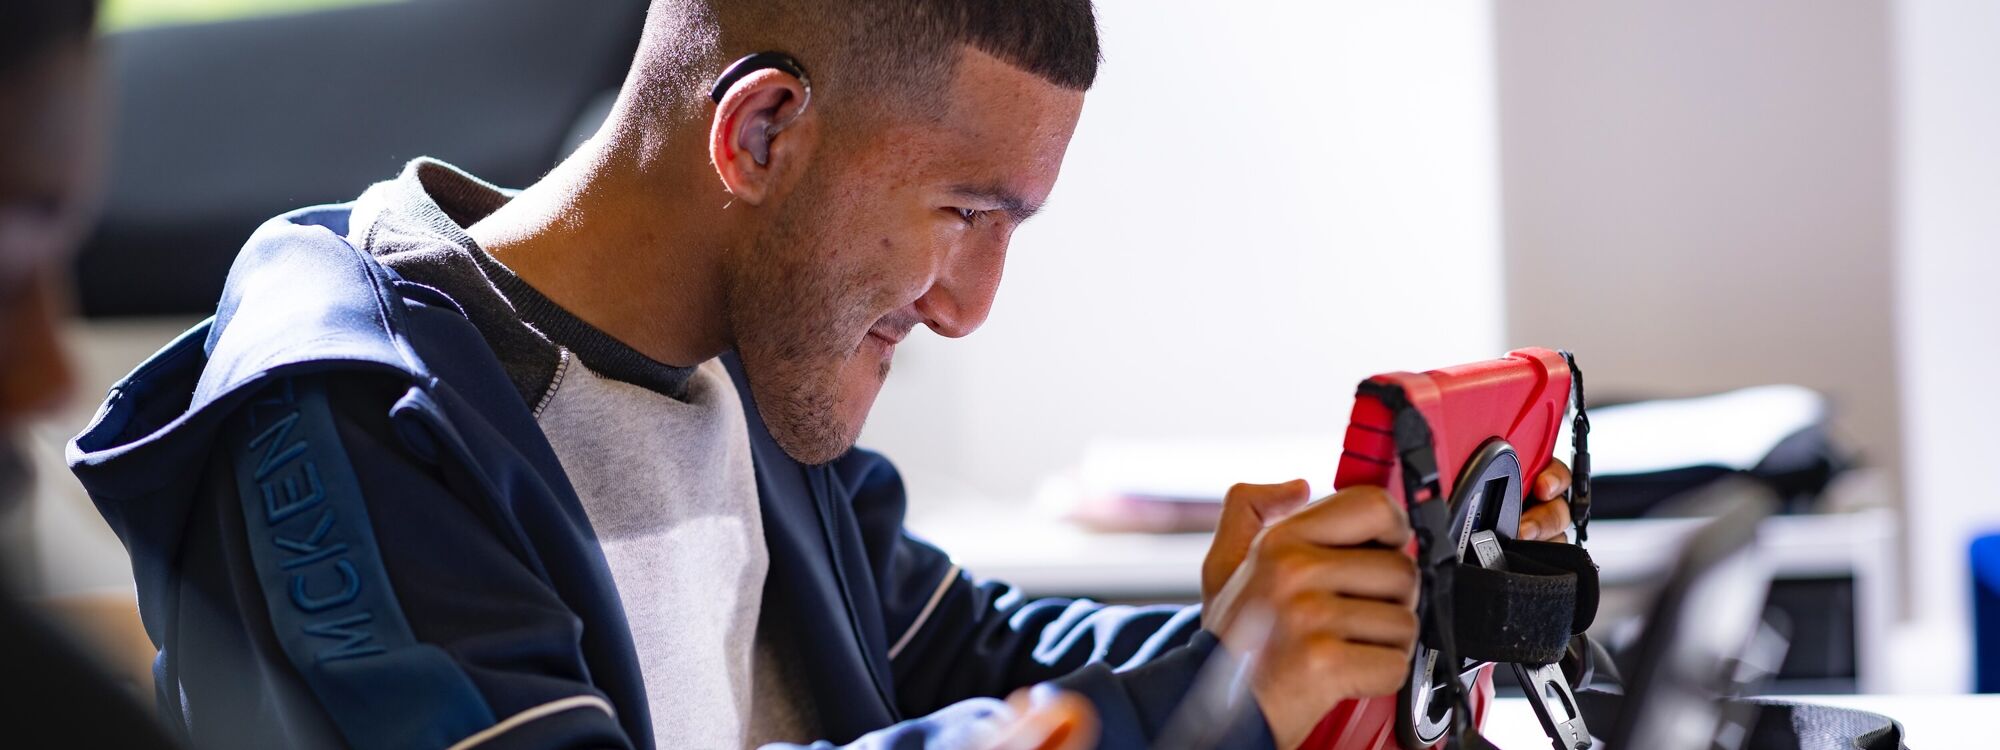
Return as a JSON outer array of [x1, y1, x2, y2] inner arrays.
[[218, 374, 633, 749], [834, 449, 1275, 749]]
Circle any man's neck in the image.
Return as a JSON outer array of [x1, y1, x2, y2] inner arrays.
[[469, 141, 732, 369]]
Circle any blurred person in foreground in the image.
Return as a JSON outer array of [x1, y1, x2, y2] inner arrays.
[[0, 0, 171, 746], [64, 1, 1578, 749]]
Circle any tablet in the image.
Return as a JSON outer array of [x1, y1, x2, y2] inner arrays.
[[1602, 493, 1776, 750], [1307, 348, 1578, 749]]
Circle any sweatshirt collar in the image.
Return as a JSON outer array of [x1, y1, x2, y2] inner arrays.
[[350, 158, 696, 401]]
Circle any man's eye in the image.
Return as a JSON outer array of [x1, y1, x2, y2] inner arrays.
[[951, 207, 982, 225]]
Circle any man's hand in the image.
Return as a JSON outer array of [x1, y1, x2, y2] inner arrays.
[[983, 686, 1098, 750], [1202, 479, 1313, 608], [1202, 459, 1576, 606], [1201, 483, 1420, 749], [1196, 459, 1573, 748], [1518, 459, 1574, 542]]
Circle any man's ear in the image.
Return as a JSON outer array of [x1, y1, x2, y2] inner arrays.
[[709, 69, 814, 206]]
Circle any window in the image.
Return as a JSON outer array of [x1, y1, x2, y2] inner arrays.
[[103, 0, 399, 31]]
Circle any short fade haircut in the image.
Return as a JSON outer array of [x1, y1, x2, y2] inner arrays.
[[0, 0, 97, 74], [634, 0, 1101, 123]]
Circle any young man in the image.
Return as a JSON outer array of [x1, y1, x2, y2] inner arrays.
[[69, 1, 1577, 748]]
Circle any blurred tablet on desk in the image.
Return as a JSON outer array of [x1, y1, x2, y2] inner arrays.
[[1590, 493, 1779, 750]]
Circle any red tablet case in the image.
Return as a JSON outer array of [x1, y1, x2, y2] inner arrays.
[[1303, 347, 1574, 750]]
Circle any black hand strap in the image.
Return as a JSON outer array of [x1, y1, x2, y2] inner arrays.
[[1467, 531, 1595, 750], [1448, 539, 1598, 665]]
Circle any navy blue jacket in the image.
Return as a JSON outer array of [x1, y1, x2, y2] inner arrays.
[[68, 205, 1273, 749]]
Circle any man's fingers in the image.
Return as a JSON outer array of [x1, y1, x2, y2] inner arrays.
[[1273, 485, 1411, 549], [1284, 594, 1420, 650], [1534, 460, 1571, 500], [1520, 460, 1574, 540], [1227, 486, 1427, 746], [1223, 479, 1312, 527], [1343, 644, 1414, 697], [1518, 492, 1573, 541], [1303, 638, 1412, 699], [1262, 545, 1419, 604]]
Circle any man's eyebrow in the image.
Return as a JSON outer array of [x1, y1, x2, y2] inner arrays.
[[949, 185, 1044, 223]]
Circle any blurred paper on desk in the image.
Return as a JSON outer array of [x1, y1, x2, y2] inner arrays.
[[1582, 384, 1828, 475], [1051, 435, 1339, 533], [1579, 384, 1844, 517]]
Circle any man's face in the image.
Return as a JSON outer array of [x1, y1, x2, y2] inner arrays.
[[726, 48, 1085, 465]]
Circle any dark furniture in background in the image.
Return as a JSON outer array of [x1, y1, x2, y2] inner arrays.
[[79, 0, 647, 317]]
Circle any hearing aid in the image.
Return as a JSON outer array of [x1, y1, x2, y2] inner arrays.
[[710, 51, 813, 166]]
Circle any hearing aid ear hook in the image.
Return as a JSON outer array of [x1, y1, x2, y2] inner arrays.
[[710, 52, 814, 166]]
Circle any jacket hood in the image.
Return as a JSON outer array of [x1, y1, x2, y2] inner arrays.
[[68, 205, 429, 624]]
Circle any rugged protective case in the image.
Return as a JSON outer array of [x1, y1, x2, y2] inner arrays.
[[1304, 347, 1574, 750]]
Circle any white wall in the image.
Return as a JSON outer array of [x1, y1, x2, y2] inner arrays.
[[1494, 3, 1901, 522], [1890, 0, 2000, 693], [861, 1, 1506, 503], [1495, 0, 2000, 692]]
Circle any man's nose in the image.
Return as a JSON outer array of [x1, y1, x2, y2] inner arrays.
[[914, 240, 1006, 339]]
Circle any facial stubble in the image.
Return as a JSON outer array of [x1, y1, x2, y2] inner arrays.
[[724, 186, 889, 465]]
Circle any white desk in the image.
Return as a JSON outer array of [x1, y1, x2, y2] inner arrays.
[[909, 504, 1894, 596], [1482, 694, 1989, 749], [909, 504, 1898, 689]]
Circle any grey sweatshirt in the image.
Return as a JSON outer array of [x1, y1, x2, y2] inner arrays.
[[343, 158, 817, 747]]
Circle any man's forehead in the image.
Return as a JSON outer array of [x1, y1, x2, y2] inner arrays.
[[941, 48, 1086, 144], [858, 48, 1084, 197]]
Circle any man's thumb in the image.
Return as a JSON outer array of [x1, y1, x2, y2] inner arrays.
[[1203, 479, 1311, 597]]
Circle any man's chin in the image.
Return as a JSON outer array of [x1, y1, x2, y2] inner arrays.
[[768, 403, 869, 465], [737, 341, 888, 465], [767, 429, 853, 466], [748, 376, 879, 467]]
